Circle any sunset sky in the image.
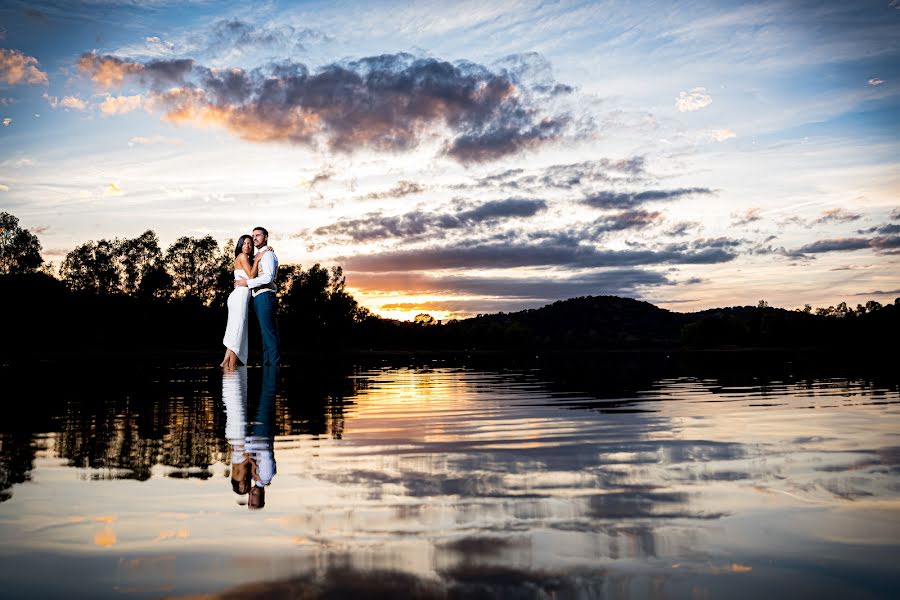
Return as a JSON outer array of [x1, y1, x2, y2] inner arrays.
[[1, 0, 898, 320]]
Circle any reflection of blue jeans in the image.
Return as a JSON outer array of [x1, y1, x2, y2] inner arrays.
[[248, 366, 277, 486], [252, 292, 280, 366]]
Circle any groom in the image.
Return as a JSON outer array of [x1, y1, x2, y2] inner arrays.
[[235, 226, 280, 365]]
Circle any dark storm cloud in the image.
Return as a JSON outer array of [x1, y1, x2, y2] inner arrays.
[[313, 198, 547, 242], [347, 268, 672, 299], [582, 187, 714, 209], [445, 115, 569, 163], [340, 236, 740, 271], [857, 223, 900, 235], [796, 235, 900, 254], [80, 51, 574, 162]]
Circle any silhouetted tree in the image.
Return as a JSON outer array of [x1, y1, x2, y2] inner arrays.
[[165, 235, 221, 305], [59, 239, 121, 294], [414, 313, 436, 326], [212, 239, 237, 309], [0, 212, 43, 274], [118, 230, 163, 295], [279, 264, 369, 348]]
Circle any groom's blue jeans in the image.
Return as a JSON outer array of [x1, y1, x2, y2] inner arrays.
[[252, 292, 280, 366]]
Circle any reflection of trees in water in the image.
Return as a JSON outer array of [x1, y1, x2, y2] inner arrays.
[[46, 364, 364, 480], [54, 394, 228, 480], [278, 363, 366, 439], [0, 431, 36, 503]]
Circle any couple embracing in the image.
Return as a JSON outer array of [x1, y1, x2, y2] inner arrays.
[[221, 226, 280, 369]]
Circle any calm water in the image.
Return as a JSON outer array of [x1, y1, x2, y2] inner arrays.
[[1, 361, 899, 599]]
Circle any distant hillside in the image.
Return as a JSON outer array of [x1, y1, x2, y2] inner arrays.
[[441, 295, 687, 349], [428, 295, 899, 352]]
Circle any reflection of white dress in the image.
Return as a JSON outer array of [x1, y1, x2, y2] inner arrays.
[[222, 367, 248, 464], [223, 269, 250, 365]]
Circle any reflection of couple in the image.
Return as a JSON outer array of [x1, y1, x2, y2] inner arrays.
[[223, 366, 277, 510], [221, 226, 280, 369]]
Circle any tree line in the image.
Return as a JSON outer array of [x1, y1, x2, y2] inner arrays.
[[1, 211, 897, 357]]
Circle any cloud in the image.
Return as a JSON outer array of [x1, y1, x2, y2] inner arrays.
[[77, 52, 193, 89], [100, 94, 144, 115], [0, 48, 49, 85], [348, 268, 672, 299], [43, 94, 87, 110], [80, 52, 573, 163], [2, 118, 10, 126], [676, 87, 712, 112], [857, 223, 900, 235], [314, 198, 546, 243], [582, 187, 714, 209], [813, 208, 861, 224], [707, 128, 736, 142], [205, 19, 330, 53], [444, 115, 569, 163], [589, 209, 663, 233], [891, 208, 900, 220], [867, 78, 885, 86], [104, 183, 123, 196], [731, 207, 762, 226], [340, 236, 740, 272], [461, 157, 648, 192], [23, 8, 49, 22], [664, 221, 702, 236], [128, 134, 183, 146], [0, 183, 9, 191], [362, 180, 425, 200], [797, 236, 900, 254]]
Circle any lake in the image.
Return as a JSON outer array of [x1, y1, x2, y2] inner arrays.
[[1, 358, 899, 599]]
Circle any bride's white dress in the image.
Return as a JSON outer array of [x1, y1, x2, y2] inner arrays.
[[223, 269, 251, 364]]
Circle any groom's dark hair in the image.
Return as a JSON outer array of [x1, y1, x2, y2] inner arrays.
[[253, 226, 268, 238]]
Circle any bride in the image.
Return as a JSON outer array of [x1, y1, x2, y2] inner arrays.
[[220, 235, 272, 369]]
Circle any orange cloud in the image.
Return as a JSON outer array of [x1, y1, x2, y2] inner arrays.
[[100, 94, 143, 115], [77, 53, 193, 89], [44, 93, 88, 110], [152, 86, 321, 143], [77, 53, 143, 87], [0, 48, 48, 85]]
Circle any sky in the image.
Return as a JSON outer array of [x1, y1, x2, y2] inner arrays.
[[1, 0, 899, 320]]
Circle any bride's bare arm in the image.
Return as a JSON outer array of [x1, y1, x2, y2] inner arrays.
[[235, 254, 254, 278], [235, 247, 272, 279]]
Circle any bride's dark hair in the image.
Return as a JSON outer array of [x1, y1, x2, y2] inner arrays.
[[234, 235, 255, 260]]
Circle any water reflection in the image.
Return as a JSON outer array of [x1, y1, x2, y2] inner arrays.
[[0, 362, 898, 599], [224, 366, 279, 509]]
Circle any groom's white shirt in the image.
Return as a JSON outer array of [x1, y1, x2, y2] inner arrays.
[[246, 250, 278, 298]]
